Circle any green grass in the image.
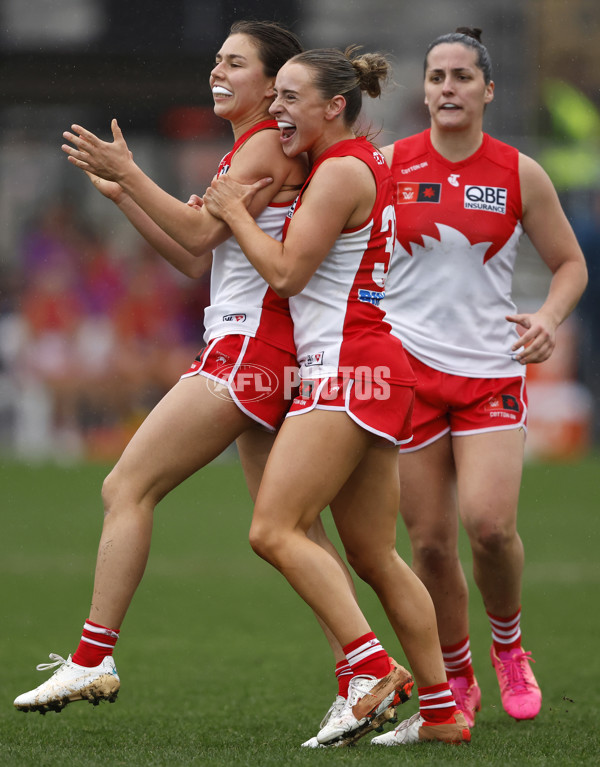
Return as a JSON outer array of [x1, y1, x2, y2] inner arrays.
[[1, 454, 599, 765]]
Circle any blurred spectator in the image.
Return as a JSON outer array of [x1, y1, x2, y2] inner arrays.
[[3, 199, 210, 461]]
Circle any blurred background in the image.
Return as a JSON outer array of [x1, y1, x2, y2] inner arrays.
[[0, 0, 597, 463]]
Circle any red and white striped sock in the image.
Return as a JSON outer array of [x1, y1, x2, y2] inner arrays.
[[71, 619, 120, 667], [343, 631, 390, 679], [418, 682, 458, 724], [335, 660, 353, 698], [488, 607, 522, 653], [442, 636, 475, 681]]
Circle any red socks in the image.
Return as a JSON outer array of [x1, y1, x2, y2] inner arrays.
[[441, 636, 475, 682], [343, 632, 390, 679], [335, 660, 353, 698], [418, 682, 457, 723], [488, 607, 522, 653], [72, 619, 120, 667]]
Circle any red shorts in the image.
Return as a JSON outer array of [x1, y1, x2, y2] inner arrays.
[[286, 375, 414, 447], [401, 352, 527, 452], [181, 335, 298, 432]]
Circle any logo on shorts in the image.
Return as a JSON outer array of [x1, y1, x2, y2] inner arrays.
[[305, 352, 324, 367], [207, 363, 279, 403], [464, 185, 507, 214], [222, 313, 246, 323], [484, 394, 521, 420], [299, 380, 314, 399], [396, 182, 441, 204]]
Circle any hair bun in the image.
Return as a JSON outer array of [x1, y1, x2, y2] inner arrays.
[[455, 26, 483, 42]]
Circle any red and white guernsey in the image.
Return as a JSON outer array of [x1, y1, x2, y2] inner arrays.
[[384, 129, 524, 378], [283, 136, 415, 385], [203, 120, 295, 354]]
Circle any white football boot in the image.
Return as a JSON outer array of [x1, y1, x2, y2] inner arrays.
[[371, 710, 471, 745], [14, 653, 120, 714], [316, 659, 413, 746], [301, 694, 347, 748]]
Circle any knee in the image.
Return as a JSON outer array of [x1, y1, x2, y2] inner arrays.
[[100, 464, 152, 518], [410, 536, 460, 579], [345, 545, 390, 586], [101, 468, 119, 515], [467, 518, 515, 556], [248, 515, 283, 566]]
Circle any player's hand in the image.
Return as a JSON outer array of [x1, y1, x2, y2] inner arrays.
[[186, 193, 204, 211], [203, 175, 272, 222], [61, 119, 133, 183], [507, 311, 557, 364], [84, 170, 124, 204]]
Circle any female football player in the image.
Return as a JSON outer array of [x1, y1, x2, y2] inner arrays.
[[371, 27, 587, 742], [203, 46, 470, 747]]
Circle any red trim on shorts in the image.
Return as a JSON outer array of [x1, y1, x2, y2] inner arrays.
[[181, 335, 298, 432], [400, 352, 527, 452], [286, 376, 414, 447]]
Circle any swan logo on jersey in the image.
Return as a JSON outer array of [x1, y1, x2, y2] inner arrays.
[[464, 185, 507, 214], [304, 352, 324, 367], [358, 289, 385, 306], [396, 182, 441, 204], [372, 262, 387, 288], [222, 313, 246, 323]]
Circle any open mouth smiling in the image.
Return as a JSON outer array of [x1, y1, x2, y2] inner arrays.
[[277, 121, 297, 139]]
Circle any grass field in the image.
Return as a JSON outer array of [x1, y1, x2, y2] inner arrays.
[[1, 453, 599, 766]]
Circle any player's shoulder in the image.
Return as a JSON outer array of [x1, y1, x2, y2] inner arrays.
[[517, 151, 556, 203], [230, 126, 297, 181], [482, 133, 519, 170], [381, 130, 429, 169]]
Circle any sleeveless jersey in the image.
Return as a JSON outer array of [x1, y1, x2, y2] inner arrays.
[[203, 120, 295, 354], [384, 129, 524, 378], [283, 136, 416, 385]]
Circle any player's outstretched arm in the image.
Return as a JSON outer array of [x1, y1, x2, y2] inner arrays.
[[62, 119, 231, 258]]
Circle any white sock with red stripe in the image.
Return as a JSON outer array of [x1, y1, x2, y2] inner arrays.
[[488, 607, 522, 653], [418, 682, 458, 724], [441, 636, 475, 682], [343, 632, 390, 679], [71, 619, 120, 667]]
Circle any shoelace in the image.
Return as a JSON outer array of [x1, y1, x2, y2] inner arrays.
[[35, 653, 68, 672], [498, 650, 535, 692], [348, 675, 375, 706], [394, 711, 421, 734]]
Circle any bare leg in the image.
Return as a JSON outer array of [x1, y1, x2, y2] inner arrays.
[[249, 409, 445, 687], [453, 429, 525, 617], [237, 428, 353, 663], [398, 435, 470, 645], [90, 375, 256, 628], [333, 445, 446, 688], [249, 410, 374, 645]]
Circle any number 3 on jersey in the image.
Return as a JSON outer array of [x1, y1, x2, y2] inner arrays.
[[372, 204, 395, 288]]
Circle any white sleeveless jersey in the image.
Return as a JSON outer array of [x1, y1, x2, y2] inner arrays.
[[384, 130, 525, 378], [202, 120, 295, 354], [284, 137, 416, 385]]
